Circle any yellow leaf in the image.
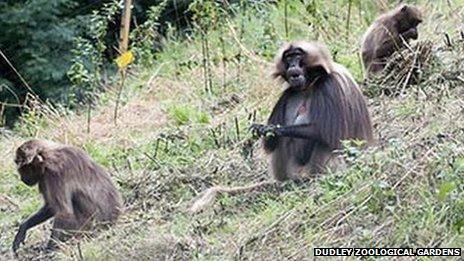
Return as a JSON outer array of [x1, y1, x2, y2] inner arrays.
[[115, 51, 134, 69]]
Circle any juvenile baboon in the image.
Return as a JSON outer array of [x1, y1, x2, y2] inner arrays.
[[361, 4, 423, 75], [251, 41, 373, 181], [12, 139, 122, 253]]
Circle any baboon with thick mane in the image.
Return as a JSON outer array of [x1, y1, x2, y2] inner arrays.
[[361, 4, 423, 75], [189, 41, 373, 213], [12, 139, 122, 253], [251, 41, 373, 180]]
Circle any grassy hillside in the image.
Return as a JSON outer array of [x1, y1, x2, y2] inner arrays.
[[1, 0, 464, 260]]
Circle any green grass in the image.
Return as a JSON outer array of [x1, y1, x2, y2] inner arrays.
[[1, 0, 464, 260]]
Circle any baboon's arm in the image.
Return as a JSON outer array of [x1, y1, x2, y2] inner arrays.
[[13, 205, 54, 252], [252, 123, 320, 140], [274, 123, 320, 139]]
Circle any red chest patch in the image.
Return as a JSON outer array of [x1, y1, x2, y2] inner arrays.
[[297, 103, 307, 115]]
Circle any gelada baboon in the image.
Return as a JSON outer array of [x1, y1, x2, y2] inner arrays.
[[251, 41, 373, 181], [189, 41, 373, 213], [12, 139, 122, 253], [361, 4, 423, 75]]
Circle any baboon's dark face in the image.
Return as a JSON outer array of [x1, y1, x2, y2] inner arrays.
[[398, 5, 423, 33], [19, 166, 40, 186], [282, 48, 308, 88], [16, 153, 41, 186], [15, 140, 46, 186]]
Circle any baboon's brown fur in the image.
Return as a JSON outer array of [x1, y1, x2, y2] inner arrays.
[[12, 139, 122, 253], [266, 41, 373, 181], [361, 4, 423, 76]]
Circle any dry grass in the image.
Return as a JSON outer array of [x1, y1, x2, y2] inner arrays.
[[1, 1, 464, 260], [365, 39, 464, 97]]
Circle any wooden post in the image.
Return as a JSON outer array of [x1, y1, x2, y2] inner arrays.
[[119, 0, 133, 53], [114, 0, 132, 125]]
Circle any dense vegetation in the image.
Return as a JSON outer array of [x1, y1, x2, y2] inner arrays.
[[0, 0, 192, 125], [1, 0, 463, 260]]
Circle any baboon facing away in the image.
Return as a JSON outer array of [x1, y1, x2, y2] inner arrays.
[[12, 139, 122, 253], [361, 4, 423, 75]]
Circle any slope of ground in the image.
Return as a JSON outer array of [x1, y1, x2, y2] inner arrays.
[[1, 1, 464, 260]]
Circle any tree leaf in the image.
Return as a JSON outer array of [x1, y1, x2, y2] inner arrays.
[[115, 51, 135, 69]]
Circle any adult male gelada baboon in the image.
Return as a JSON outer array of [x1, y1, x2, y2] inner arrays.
[[190, 41, 373, 213], [252, 41, 373, 180]]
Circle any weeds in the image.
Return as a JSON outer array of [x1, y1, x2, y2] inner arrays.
[[1, 0, 464, 260]]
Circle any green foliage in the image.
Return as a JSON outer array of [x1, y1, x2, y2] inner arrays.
[[67, 1, 121, 106], [438, 182, 455, 202], [0, 0, 83, 124], [2, 0, 464, 259], [130, 1, 169, 67], [15, 106, 50, 137], [167, 105, 210, 126], [189, 0, 224, 30], [0, 0, 196, 126]]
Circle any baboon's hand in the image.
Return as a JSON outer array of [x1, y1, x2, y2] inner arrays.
[[250, 124, 279, 138], [250, 123, 268, 137], [402, 27, 418, 40], [12, 228, 26, 253]]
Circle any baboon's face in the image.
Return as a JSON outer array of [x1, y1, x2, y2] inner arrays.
[[399, 5, 423, 33], [282, 48, 308, 88], [15, 140, 46, 186], [18, 167, 40, 186], [281, 45, 330, 89]]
